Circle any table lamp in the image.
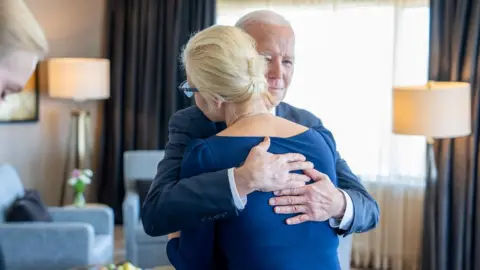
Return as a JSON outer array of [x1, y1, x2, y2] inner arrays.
[[392, 80, 471, 175], [393, 81, 471, 140], [46, 58, 110, 205], [392, 81, 471, 267]]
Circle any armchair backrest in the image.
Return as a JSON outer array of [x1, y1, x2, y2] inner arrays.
[[0, 164, 25, 223], [123, 150, 165, 192]]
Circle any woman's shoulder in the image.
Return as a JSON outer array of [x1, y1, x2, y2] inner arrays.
[[184, 138, 208, 153], [308, 126, 337, 155], [181, 139, 217, 178], [310, 125, 334, 139]]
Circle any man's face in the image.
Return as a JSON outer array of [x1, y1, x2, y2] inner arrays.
[[0, 51, 38, 103], [244, 23, 295, 105]]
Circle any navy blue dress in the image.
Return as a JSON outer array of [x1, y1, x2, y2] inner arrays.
[[167, 127, 341, 270]]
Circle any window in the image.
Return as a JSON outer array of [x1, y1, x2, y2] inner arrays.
[[217, 3, 429, 179]]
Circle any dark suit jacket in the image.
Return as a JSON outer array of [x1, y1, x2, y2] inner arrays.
[[141, 102, 379, 237], [0, 245, 5, 270]]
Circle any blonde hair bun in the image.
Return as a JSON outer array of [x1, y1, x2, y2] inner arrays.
[[182, 25, 269, 104]]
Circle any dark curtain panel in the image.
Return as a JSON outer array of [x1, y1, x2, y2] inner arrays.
[[98, 0, 216, 224], [424, 0, 480, 269]]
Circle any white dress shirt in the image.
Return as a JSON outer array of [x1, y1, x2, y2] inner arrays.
[[225, 108, 354, 230]]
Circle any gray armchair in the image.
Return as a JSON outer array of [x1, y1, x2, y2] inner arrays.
[[123, 150, 170, 268], [0, 164, 114, 270]]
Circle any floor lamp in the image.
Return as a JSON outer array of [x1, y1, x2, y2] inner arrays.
[[46, 58, 110, 206], [392, 81, 471, 269]]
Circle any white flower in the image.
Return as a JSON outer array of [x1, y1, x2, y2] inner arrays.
[[83, 169, 93, 177], [68, 178, 77, 186], [79, 175, 91, 185]]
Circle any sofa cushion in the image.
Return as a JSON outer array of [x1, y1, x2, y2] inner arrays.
[[6, 190, 52, 222], [91, 235, 114, 264]]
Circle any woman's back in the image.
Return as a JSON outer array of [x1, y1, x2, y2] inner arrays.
[[179, 119, 341, 270]]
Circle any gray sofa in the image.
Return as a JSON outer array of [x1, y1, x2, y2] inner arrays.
[[0, 164, 114, 270]]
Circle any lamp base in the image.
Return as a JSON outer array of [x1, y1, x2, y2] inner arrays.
[[59, 109, 92, 206], [422, 137, 437, 270]]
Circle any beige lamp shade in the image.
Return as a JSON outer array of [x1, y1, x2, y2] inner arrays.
[[392, 81, 471, 138], [47, 58, 110, 101]]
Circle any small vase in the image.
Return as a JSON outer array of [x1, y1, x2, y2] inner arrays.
[[73, 192, 86, 207]]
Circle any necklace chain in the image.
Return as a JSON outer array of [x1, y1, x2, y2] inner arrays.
[[228, 112, 271, 126]]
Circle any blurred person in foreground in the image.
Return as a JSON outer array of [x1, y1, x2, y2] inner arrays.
[[0, 0, 47, 103], [0, 0, 47, 269]]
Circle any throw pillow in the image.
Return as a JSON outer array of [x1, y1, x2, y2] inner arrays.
[[6, 189, 53, 222]]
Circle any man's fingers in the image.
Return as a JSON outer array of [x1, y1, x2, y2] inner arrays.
[[288, 173, 311, 183], [280, 180, 308, 190], [269, 194, 308, 206], [273, 186, 306, 197], [253, 137, 271, 152], [286, 214, 311, 225], [285, 161, 314, 172], [274, 204, 308, 214], [276, 153, 307, 164], [303, 168, 328, 182]]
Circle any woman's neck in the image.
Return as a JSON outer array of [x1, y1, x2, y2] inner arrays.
[[224, 98, 271, 127]]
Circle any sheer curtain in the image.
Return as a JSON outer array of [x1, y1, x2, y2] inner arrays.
[[217, 1, 429, 269]]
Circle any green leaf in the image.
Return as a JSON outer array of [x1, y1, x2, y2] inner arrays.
[[74, 181, 86, 193]]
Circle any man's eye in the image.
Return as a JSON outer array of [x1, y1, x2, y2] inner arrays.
[[283, 60, 293, 66], [263, 55, 272, 61]]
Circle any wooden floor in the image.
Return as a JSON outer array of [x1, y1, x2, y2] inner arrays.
[[114, 226, 126, 263]]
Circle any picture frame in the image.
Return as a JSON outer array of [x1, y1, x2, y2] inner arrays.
[[0, 68, 40, 123]]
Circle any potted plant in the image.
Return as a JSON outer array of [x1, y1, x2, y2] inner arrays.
[[68, 169, 93, 207]]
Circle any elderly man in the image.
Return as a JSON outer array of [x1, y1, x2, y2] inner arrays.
[[142, 9, 378, 248]]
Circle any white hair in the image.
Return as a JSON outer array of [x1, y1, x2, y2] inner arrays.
[[235, 10, 292, 30]]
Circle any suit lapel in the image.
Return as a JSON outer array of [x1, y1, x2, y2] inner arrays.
[[276, 102, 294, 121]]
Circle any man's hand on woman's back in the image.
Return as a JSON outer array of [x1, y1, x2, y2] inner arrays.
[[269, 169, 347, 225], [233, 137, 314, 197]]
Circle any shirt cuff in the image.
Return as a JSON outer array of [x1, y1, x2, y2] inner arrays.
[[328, 189, 353, 230], [228, 168, 247, 210]]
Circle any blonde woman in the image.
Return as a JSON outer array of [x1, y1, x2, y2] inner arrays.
[[167, 25, 341, 270], [0, 0, 47, 102]]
